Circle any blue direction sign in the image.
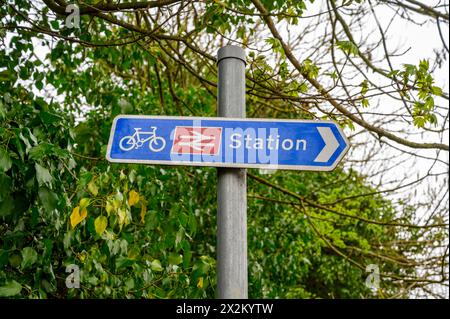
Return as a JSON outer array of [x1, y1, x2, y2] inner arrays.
[[106, 115, 349, 171]]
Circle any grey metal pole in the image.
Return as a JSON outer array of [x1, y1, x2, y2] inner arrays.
[[217, 45, 247, 299]]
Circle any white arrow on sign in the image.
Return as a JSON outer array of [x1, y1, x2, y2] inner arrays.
[[314, 127, 339, 163]]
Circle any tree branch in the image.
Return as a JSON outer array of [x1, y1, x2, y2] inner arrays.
[[42, 0, 182, 15], [250, 0, 449, 151]]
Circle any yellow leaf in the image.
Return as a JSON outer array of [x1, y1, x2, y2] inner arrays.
[[87, 180, 98, 196], [117, 208, 126, 226], [140, 203, 147, 224], [94, 216, 108, 235], [70, 206, 80, 228], [105, 202, 114, 215], [112, 198, 121, 210], [197, 277, 203, 289], [79, 198, 90, 210], [80, 208, 87, 219], [70, 206, 87, 228], [128, 190, 139, 206], [77, 251, 87, 262]]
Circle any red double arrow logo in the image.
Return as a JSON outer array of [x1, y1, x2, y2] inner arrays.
[[171, 126, 222, 155]]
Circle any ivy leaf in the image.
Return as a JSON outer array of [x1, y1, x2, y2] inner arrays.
[[29, 143, 69, 160], [112, 196, 122, 211], [39, 111, 63, 127], [29, 143, 51, 161], [50, 20, 59, 30], [117, 208, 127, 227], [105, 201, 114, 215], [0, 196, 14, 217], [0, 173, 12, 199], [128, 190, 139, 206], [38, 187, 59, 213], [8, 254, 21, 268], [140, 202, 147, 224], [79, 198, 90, 210], [94, 216, 108, 235], [197, 277, 204, 289], [35, 163, 52, 187], [35, 80, 43, 90], [79, 171, 93, 187], [87, 180, 98, 196], [168, 253, 182, 265], [70, 206, 87, 228], [150, 259, 163, 272], [0, 148, 12, 172], [115, 256, 134, 270], [21, 247, 38, 269], [112, 192, 123, 210], [0, 70, 17, 83], [0, 280, 22, 297]]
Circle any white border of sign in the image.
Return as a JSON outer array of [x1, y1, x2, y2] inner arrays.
[[106, 115, 350, 171]]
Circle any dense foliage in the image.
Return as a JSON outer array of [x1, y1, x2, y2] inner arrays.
[[0, 82, 406, 298], [0, 0, 448, 298]]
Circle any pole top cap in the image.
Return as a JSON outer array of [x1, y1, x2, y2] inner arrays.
[[217, 45, 246, 65]]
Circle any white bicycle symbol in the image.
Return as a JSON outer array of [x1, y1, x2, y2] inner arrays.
[[119, 127, 166, 152]]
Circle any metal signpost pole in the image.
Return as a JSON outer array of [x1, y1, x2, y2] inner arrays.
[[106, 47, 349, 300], [216, 45, 248, 299]]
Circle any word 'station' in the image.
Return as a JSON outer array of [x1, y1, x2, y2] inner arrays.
[[106, 115, 349, 171]]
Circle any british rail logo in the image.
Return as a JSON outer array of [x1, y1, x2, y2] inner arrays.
[[171, 127, 222, 155]]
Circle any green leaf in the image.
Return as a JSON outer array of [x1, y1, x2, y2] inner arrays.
[[150, 259, 163, 272], [0, 196, 14, 217], [39, 111, 63, 126], [0, 148, 12, 172], [387, 69, 399, 78], [0, 249, 8, 267], [35, 80, 43, 90], [50, 20, 59, 30], [79, 172, 93, 187], [124, 278, 135, 290], [115, 256, 134, 270], [29, 143, 53, 160], [431, 86, 443, 96], [336, 40, 359, 56], [192, 258, 211, 278], [419, 59, 429, 71], [403, 63, 416, 75], [35, 163, 52, 186], [0, 101, 6, 119], [168, 253, 182, 265], [38, 187, 59, 212], [361, 98, 369, 108], [0, 280, 22, 297], [360, 79, 369, 96], [413, 116, 425, 128], [21, 247, 38, 269], [0, 69, 17, 83], [79, 198, 90, 210], [8, 254, 22, 268], [29, 143, 69, 160], [0, 173, 11, 200]]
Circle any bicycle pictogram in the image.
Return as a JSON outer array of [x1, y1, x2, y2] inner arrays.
[[119, 127, 166, 152]]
